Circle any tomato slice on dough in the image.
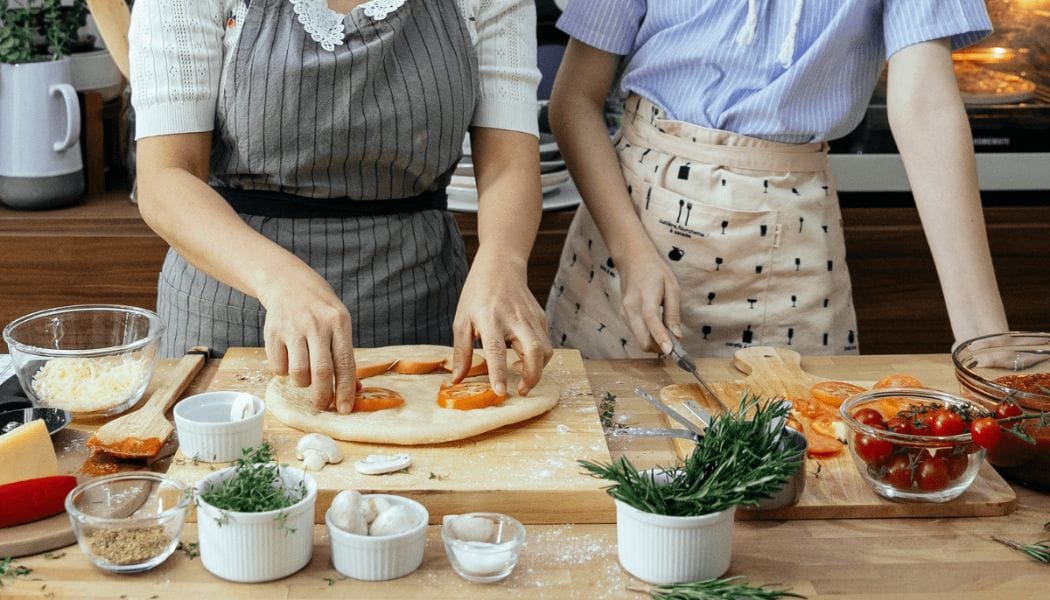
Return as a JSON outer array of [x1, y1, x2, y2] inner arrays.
[[441, 354, 488, 377], [392, 358, 446, 374], [873, 373, 924, 389], [810, 380, 867, 408], [356, 360, 398, 379], [436, 382, 506, 410], [352, 387, 406, 412]]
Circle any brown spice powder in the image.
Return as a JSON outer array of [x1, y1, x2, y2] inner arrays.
[[87, 525, 171, 565]]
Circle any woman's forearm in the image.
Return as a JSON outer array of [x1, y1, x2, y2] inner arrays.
[[888, 41, 1008, 343]]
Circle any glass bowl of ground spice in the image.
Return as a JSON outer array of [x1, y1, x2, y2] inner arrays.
[[65, 472, 190, 573], [953, 332, 1050, 490]]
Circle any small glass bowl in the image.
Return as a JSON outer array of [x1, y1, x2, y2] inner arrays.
[[952, 331, 1050, 490], [65, 472, 190, 573], [442, 512, 525, 583], [840, 388, 987, 503], [3, 304, 163, 418]]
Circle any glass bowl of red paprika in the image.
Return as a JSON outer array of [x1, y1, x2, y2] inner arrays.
[[952, 331, 1050, 490], [840, 388, 988, 503]]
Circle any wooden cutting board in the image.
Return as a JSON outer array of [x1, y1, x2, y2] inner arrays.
[[659, 346, 1016, 519], [166, 348, 614, 525]]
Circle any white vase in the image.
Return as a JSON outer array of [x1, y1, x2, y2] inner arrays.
[[69, 48, 124, 101], [196, 466, 317, 583], [0, 57, 84, 209], [615, 499, 735, 585]]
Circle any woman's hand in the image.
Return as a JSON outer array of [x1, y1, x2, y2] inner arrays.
[[460, 126, 551, 396], [452, 250, 552, 397], [258, 268, 358, 414], [615, 237, 683, 355]]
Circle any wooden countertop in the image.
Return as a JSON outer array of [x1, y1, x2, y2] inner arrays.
[[5, 354, 1049, 599]]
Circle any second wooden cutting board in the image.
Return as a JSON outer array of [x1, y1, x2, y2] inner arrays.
[[660, 346, 1016, 519], [166, 348, 614, 525]]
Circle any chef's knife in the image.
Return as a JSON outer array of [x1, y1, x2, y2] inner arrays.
[[667, 337, 730, 413]]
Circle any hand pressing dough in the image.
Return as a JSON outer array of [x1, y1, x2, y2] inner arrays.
[[266, 345, 559, 445]]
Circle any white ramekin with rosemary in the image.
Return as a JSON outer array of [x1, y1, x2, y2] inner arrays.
[[194, 444, 317, 582], [581, 397, 804, 585]]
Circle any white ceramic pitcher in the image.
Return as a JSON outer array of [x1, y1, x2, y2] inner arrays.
[[0, 57, 84, 209]]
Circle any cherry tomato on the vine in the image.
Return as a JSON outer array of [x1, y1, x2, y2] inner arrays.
[[885, 417, 914, 435], [915, 456, 950, 492], [994, 400, 1023, 420], [852, 408, 885, 427], [883, 454, 913, 489], [930, 408, 966, 437], [969, 417, 1002, 449], [854, 428, 894, 465]]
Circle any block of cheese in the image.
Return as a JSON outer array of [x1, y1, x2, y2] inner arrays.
[[0, 420, 59, 487]]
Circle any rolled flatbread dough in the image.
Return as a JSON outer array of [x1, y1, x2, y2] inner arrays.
[[265, 345, 559, 445]]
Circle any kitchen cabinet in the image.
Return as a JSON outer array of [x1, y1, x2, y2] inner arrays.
[[1, 191, 1046, 354]]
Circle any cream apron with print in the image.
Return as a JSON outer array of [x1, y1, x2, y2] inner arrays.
[[547, 95, 859, 359]]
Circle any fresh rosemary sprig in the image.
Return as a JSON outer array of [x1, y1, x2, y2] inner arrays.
[[640, 576, 807, 599], [199, 443, 305, 513], [599, 392, 623, 430], [581, 395, 803, 516], [992, 535, 1050, 564]]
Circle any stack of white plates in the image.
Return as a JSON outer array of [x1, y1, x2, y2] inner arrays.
[[449, 131, 581, 213]]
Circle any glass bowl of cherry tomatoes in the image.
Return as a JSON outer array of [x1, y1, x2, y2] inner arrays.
[[839, 388, 990, 503], [952, 331, 1050, 490]]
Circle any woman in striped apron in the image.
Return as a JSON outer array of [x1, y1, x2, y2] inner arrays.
[[546, 0, 1008, 359], [129, 0, 550, 412]]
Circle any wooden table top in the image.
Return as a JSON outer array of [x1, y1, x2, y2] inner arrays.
[[5, 354, 1049, 599]]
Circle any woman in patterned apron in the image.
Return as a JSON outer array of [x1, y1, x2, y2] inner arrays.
[[129, 0, 551, 412], [546, 0, 1009, 359]]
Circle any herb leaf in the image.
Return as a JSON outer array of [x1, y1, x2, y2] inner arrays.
[[581, 395, 803, 516], [645, 575, 807, 599], [199, 444, 306, 513]]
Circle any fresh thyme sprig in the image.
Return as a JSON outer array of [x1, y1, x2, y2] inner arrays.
[[199, 443, 305, 513], [637, 576, 807, 599], [581, 395, 803, 516], [992, 535, 1050, 564], [0, 556, 32, 586]]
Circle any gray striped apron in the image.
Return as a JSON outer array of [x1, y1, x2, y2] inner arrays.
[[157, 0, 478, 358]]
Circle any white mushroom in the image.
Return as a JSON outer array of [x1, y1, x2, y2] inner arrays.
[[296, 433, 344, 471], [369, 504, 419, 537], [354, 453, 411, 475], [329, 490, 368, 535], [228, 393, 256, 421], [444, 515, 496, 543], [362, 496, 392, 524]]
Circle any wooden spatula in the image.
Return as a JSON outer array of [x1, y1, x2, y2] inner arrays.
[[87, 347, 209, 459], [86, 0, 132, 79]]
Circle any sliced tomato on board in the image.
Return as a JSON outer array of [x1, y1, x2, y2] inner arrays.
[[873, 373, 925, 389], [352, 387, 406, 412], [356, 360, 398, 379], [790, 411, 845, 457], [436, 382, 507, 410], [810, 380, 867, 408]]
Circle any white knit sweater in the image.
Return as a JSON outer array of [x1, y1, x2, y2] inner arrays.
[[129, 0, 541, 140]]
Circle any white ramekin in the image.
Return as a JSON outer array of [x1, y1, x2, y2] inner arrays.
[[326, 494, 428, 581], [615, 499, 735, 585], [174, 391, 264, 462], [196, 466, 316, 583]]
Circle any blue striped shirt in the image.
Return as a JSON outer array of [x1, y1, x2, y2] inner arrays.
[[558, 0, 992, 143]]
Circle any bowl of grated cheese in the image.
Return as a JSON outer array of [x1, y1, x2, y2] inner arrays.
[[3, 304, 163, 418]]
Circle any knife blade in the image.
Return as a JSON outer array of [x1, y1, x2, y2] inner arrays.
[[668, 337, 730, 413]]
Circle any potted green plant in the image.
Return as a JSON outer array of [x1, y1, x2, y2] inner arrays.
[[581, 397, 804, 585], [0, 0, 87, 209]]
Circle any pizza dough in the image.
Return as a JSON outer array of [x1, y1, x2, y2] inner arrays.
[[953, 62, 1037, 105], [265, 345, 560, 445]]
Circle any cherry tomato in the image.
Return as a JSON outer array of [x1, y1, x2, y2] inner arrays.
[[915, 456, 950, 492], [946, 452, 969, 481], [854, 428, 893, 465], [851, 408, 885, 427], [929, 409, 966, 437], [883, 454, 913, 490], [994, 400, 1023, 420], [969, 417, 1002, 449], [885, 417, 914, 435]]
